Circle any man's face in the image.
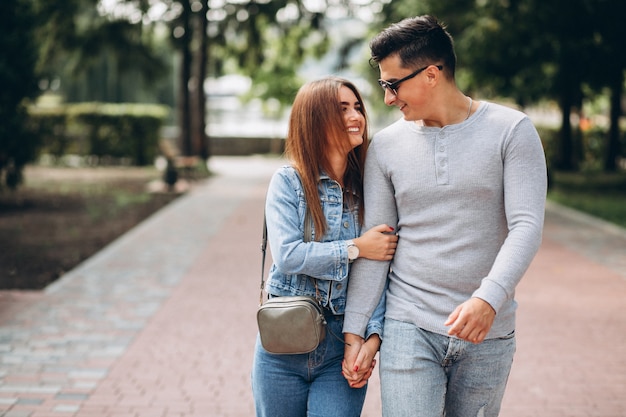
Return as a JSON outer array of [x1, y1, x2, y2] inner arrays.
[[378, 54, 436, 122]]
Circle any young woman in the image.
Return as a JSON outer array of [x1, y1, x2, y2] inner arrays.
[[251, 77, 398, 417]]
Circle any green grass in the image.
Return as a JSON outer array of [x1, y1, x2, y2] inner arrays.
[[548, 171, 626, 228]]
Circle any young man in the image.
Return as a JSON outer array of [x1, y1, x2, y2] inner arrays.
[[342, 15, 547, 417]]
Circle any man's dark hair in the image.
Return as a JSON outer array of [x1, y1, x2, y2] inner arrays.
[[370, 15, 457, 78]]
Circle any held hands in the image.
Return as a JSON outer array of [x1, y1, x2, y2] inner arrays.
[[445, 297, 496, 344], [341, 224, 392, 387], [342, 333, 380, 389], [354, 224, 398, 261], [342, 299, 495, 389]]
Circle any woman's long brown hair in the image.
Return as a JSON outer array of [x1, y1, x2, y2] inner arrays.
[[284, 77, 369, 239]]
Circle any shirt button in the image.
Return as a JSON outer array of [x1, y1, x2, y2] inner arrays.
[[336, 283, 343, 290], [343, 221, 349, 228]]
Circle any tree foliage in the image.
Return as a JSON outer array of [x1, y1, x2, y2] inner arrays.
[[33, 0, 170, 103], [208, 1, 329, 103], [0, 0, 40, 189], [145, 0, 335, 156], [6, 0, 624, 179], [374, 0, 625, 172]]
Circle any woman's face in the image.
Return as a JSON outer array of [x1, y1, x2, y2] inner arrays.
[[339, 86, 365, 150]]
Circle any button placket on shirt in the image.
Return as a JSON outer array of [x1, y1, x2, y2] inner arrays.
[[435, 130, 449, 185]]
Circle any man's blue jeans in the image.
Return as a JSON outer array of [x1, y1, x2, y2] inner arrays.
[[251, 312, 367, 417], [380, 318, 516, 417]]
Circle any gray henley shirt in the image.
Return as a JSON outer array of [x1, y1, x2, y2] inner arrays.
[[343, 101, 547, 339]]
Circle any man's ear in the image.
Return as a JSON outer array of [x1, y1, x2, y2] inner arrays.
[[425, 65, 441, 84]]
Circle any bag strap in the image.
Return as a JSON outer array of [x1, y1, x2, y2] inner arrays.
[[259, 213, 268, 305], [259, 208, 312, 305], [259, 206, 348, 346]]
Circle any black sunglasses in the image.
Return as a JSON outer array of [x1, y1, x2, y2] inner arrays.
[[378, 65, 443, 96]]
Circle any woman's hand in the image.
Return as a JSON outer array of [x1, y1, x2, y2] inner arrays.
[[342, 334, 381, 388], [354, 224, 398, 261]]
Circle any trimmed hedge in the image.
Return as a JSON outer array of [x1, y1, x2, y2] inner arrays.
[[28, 103, 169, 166]]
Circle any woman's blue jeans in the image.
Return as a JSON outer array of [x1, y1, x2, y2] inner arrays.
[[380, 318, 516, 417], [251, 311, 367, 417]]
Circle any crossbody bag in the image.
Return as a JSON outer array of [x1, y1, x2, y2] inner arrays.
[[256, 209, 327, 354]]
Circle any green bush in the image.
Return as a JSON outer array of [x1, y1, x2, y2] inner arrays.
[[535, 126, 559, 168], [0, 106, 40, 189], [549, 171, 626, 228], [26, 107, 70, 157], [535, 124, 625, 173], [28, 103, 169, 166]]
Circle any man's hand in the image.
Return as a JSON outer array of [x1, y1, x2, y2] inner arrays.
[[342, 333, 378, 388], [445, 297, 496, 344]]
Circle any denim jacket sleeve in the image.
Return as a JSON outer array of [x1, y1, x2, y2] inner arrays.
[[265, 166, 350, 281], [364, 282, 386, 340]]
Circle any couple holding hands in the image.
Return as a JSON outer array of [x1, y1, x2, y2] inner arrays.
[[252, 15, 547, 417]]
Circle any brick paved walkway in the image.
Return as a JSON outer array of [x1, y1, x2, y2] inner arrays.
[[1, 156, 624, 417]]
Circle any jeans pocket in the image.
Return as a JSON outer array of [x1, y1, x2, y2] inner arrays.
[[498, 329, 516, 340]]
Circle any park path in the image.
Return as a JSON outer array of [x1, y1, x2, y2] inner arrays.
[[1, 155, 625, 417]]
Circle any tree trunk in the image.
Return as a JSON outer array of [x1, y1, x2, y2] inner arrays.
[[604, 70, 623, 172], [201, 0, 210, 159], [558, 92, 575, 171], [178, 0, 193, 157], [191, 0, 209, 160]]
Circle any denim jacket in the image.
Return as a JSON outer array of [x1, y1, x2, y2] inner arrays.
[[264, 165, 385, 339]]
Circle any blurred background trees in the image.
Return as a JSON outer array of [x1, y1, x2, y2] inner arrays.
[[374, 0, 625, 172], [1, 0, 625, 190], [1, 0, 40, 189]]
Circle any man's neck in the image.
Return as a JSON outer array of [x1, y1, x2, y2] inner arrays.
[[421, 91, 472, 128]]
